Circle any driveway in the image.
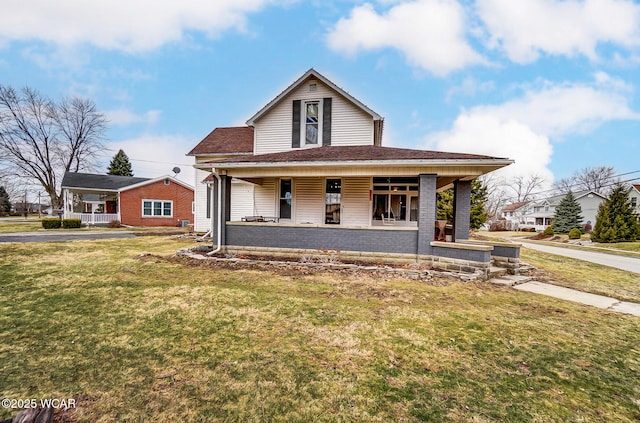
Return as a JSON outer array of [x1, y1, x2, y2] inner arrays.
[[519, 241, 640, 274], [0, 231, 136, 243]]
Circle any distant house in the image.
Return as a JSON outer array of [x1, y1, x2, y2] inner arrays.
[[61, 172, 194, 227], [501, 201, 534, 230], [630, 185, 640, 219], [187, 68, 517, 273], [502, 190, 607, 231]]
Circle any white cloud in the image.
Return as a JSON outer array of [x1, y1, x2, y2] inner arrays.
[[327, 0, 486, 76], [0, 0, 281, 53], [426, 114, 554, 183], [104, 109, 162, 126], [105, 135, 195, 184], [472, 77, 640, 137], [477, 0, 640, 63], [425, 74, 640, 184]]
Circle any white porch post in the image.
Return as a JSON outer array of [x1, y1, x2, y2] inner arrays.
[[117, 192, 121, 222]]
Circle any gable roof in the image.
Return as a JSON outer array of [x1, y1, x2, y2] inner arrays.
[[535, 190, 607, 206], [61, 172, 150, 191], [187, 126, 254, 156], [503, 201, 531, 212], [201, 145, 511, 168], [245, 68, 383, 126], [61, 172, 193, 192], [633, 184, 640, 193], [119, 175, 194, 192]]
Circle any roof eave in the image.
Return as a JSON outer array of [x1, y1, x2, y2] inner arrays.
[[196, 158, 514, 170]]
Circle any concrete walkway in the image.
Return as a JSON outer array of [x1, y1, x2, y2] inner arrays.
[[490, 275, 640, 317], [518, 241, 640, 274]]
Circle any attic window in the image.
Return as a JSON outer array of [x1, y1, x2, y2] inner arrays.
[[309, 83, 317, 92], [164, 178, 170, 185]]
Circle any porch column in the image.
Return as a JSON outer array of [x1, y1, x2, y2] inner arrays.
[[212, 175, 232, 246], [219, 175, 232, 245], [453, 180, 471, 241], [417, 174, 437, 256]]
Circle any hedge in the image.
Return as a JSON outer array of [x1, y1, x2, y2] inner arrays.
[[42, 218, 61, 229], [62, 218, 82, 229]]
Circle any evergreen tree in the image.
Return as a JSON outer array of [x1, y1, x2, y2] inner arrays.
[[469, 179, 488, 230], [437, 179, 488, 230], [0, 186, 10, 216], [107, 149, 134, 176], [591, 185, 640, 243], [553, 191, 583, 233]]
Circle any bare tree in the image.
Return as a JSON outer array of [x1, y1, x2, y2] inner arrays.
[[553, 166, 618, 196], [507, 174, 545, 203], [0, 86, 106, 208], [480, 174, 511, 221]]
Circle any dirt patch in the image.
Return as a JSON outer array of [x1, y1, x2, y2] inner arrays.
[[138, 252, 461, 285]]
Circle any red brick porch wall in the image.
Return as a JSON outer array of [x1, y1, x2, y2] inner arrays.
[[120, 179, 194, 227]]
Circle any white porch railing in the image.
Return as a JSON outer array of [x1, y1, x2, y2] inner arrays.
[[67, 212, 120, 225]]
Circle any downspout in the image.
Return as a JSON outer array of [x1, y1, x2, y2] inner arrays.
[[207, 170, 223, 255]]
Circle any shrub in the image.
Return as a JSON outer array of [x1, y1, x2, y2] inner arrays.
[[543, 226, 554, 236], [42, 218, 61, 229], [568, 228, 582, 239], [108, 220, 122, 228], [62, 218, 82, 229]]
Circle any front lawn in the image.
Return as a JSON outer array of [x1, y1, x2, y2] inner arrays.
[[1, 238, 639, 422], [521, 248, 640, 303]]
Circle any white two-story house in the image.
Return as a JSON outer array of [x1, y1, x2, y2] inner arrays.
[[187, 69, 515, 273]]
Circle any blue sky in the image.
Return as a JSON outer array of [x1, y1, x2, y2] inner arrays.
[[1, 0, 640, 192]]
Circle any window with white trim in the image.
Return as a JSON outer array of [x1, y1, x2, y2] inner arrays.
[[303, 101, 321, 145], [142, 200, 173, 217]]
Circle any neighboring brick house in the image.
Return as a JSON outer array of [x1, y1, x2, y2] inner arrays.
[[187, 68, 517, 273], [61, 172, 194, 227]]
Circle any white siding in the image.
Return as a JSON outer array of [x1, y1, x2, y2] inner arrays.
[[230, 181, 254, 222], [342, 177, 371, 226], [253, 78, 374, 155], [254, 178, 276, 217], [194, 168, 211, 232], [578, 195, 605, 227], [294, 177, 324, 224]]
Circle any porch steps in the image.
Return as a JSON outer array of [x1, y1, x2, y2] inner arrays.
[[488, 266, 508, 279], [488, 274, 533, 287]]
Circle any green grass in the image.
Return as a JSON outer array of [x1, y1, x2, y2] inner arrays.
[[1, 238, 640, 422], [0, 220, 43, 232], [521, 248, 640, 303], [592, 241, 640, 253]]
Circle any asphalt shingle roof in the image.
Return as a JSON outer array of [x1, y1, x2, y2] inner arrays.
[[205, 145, 506, 164], [61, 172, 150, 190], [188, 126, 254, 156]]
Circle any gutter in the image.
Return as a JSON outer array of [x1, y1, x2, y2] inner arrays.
[[193, 158, 514, 170]]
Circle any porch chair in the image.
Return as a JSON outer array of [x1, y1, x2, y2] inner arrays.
[[381, 212, 396, 225]]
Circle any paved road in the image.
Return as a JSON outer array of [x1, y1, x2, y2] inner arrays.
[[519, 241, 640, 274], [0, 231, 136, 243]]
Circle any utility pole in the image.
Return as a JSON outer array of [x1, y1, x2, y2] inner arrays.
[[38, 191, 41, 219], [23, 189, 27, 220]]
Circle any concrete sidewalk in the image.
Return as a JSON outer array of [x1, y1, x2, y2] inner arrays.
[[490, 275, 640, 317]]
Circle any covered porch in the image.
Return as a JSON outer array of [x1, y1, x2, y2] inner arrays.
[[196, 145, 515, 273], [62, 188, 120, 225]]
